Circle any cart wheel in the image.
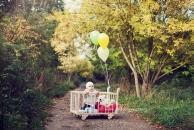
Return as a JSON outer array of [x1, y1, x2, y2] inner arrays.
[[81, 115, 88, 120], [108, 114, 114, 120]]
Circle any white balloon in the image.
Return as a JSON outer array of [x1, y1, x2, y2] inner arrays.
[[97, 47, 109, 62]]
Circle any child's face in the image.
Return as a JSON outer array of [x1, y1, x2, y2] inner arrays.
[[90, 85, 94, 91]]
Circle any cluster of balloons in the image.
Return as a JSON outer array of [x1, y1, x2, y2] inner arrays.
[[90, 31, 109, 62]]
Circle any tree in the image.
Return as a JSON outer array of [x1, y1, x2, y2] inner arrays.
[[50, 13, 94, 81], [0, 0, 63, 18], [0, 8, 59, 129], [51, 0, 194, 97]]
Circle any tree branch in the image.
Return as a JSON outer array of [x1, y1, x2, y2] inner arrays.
[[118, 37, 135, 73], [157, 62, 188, 80], [151, 54, 168, 84]]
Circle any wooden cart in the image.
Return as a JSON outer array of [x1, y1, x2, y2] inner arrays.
[[70, 88, 120, 120]]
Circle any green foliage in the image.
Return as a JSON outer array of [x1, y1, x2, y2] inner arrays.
[[76, 60, 94, 78], [51, 0, 194, 97], [20, 89, 51, 130], [46, 81, 75, 98], [0, 58, 51, 130], [161, 68, 194, 89], [94, 82, 119, 92], [2, 89, 51, 130], [94, 83, 108, 91], [119, 86, 194, 129], [90, 47, 127, 82], [0, 12, 59, 130]]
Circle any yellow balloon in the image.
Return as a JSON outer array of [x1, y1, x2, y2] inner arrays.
[[98, 33, 109, 48]]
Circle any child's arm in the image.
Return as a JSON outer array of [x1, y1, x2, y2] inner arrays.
[[83, 89, 89, 95]]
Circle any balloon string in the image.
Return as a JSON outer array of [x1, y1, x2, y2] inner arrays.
[[95, 45, 110, 89], [105, 63, 110, 88]]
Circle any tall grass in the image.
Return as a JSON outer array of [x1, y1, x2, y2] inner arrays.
[[119, 86, 194, 129]]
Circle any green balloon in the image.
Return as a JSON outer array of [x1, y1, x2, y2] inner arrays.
[[90, 31, 100, 45]]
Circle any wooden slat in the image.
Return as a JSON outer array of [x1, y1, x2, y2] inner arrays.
[[70, 88, 120, 115]]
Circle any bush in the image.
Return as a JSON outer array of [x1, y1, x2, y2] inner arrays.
[[95, 83, 119, 92], [20, 89, 51, 130], [46, 81, 75, 98], [0, 15, 57, 130], [95, 83, 108, 91], [1, 88, 51, 130]]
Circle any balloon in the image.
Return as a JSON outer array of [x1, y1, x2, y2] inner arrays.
[[97, 47, 109, 62], [98, 33, 109, 48], [90, 31, 100, 45]]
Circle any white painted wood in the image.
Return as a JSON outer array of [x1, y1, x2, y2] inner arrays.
[[70, 88, 120, 119]]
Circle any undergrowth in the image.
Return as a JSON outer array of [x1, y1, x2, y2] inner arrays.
[[119, 86, 194, 129]]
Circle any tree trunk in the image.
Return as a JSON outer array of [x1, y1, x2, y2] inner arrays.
[[142, 81, 148, 97], [142, 80, 153, 97], [67, 73, 72, 83], [35, 71, 44, 91], [134, 71, 141, 97], [120, 45, 141, 97], [148, 37, 153, 57]]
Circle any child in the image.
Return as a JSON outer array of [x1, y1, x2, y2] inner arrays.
[[81, 82, 99, 111]]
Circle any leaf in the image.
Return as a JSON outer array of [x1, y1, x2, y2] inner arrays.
[[182, 71, 190, 76]]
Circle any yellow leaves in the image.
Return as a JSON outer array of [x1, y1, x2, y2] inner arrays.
[[48, 11, 69, 23], [159, 35, 169, 43], [167, 49, 175, 56], [166, 18, 193, 34], [131, 13, 153, 25], [160, 38, 184, 56], [142, 14, 152, 24], [191, 33, 194, 43], [57, 55, 94, 77], [1, 16, 40, 44], [156, 44, 163, 54], [150, 2, 160, 12], [58, 56, 78, 73], [166, 18, 180, 33], [139, 0, 160, 13], [188, 20, 194, 31], [50, 10, 95, 75], [131, 18, 162, 38], [173, 38, 183, 47], [52, 42, 67, 54], [77, 60, 94, 78]]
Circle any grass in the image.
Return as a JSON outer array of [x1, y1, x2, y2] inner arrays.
[[119, 86, 194, 129]]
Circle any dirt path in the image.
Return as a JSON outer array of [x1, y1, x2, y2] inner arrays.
[[45, 89, 163, 130]]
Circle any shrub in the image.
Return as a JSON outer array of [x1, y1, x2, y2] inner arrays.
[[1, 88, 51, 130], [20, 89, 51, 130], [95, 83, 108, 91], [46, 81, 75, 98]]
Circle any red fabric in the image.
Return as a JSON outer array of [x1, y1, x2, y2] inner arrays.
[[95, 102, 116, 113]]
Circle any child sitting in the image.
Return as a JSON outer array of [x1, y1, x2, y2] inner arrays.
[[81, 81, 99, 112]]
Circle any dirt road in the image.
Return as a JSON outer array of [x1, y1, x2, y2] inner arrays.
[[45, 90, 163, 130]]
